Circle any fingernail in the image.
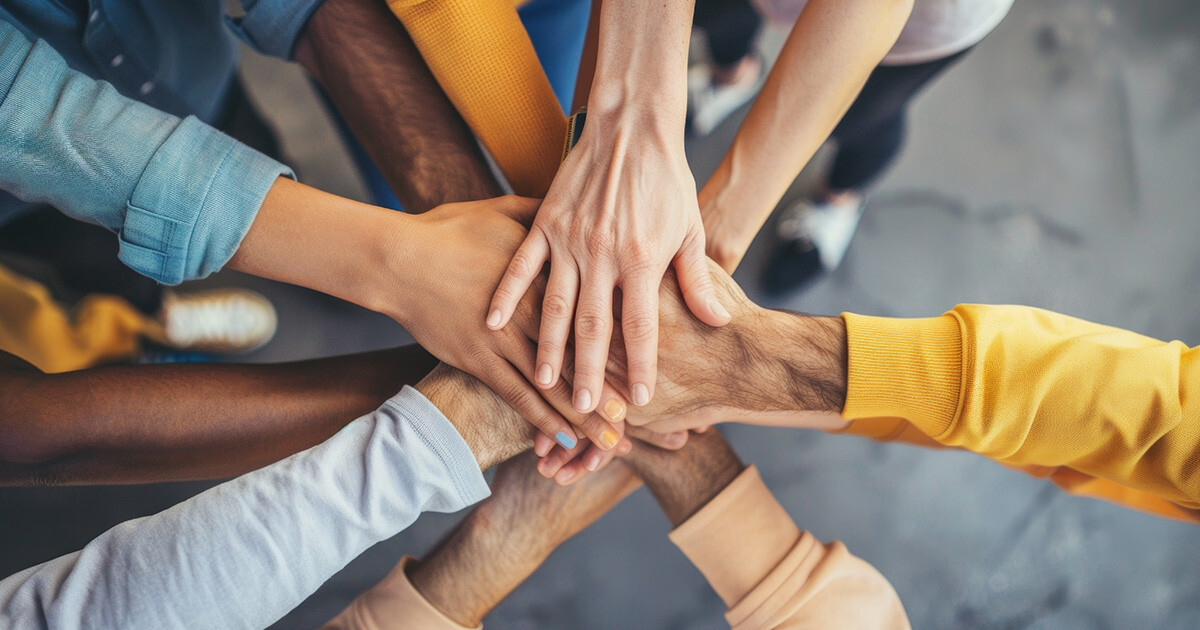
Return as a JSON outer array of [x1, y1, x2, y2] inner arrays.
[[598, 429, 619, 450], [535, 439, 551, 457], [555, 431, 576, 449], [557, 468, 577, 484], [603, 398, 626, 422], [631, 383, 650, 406], [709, 298, 731, 321], [585, 454, 601, 472], [536, 363, 553, 386], [486, 308, 503, 329], [574, 388, 592, 412]]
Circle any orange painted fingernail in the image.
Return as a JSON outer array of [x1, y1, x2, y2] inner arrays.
[[598, 429, 619, 450], [603, 398, 626, 422]]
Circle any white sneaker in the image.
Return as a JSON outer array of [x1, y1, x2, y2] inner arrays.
[[777, 195, 865, 271], [153, 288, 277, 354], [687, 56, 765, 137]]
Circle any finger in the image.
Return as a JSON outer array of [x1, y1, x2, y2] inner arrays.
[[533, 432, 556, 457], [488, 195, 543, 227], [534, 256, 579, 389], [620, 269, 660, 406], [572, 271, 616, 413], [506, 331, 623, 450], [484, 358, 578, 451], [581, 441, 618, 474], [489, 231, 549, 331], [537, 440, 587, 478], [627, 424, 689, 450], [674, 231, 732, 327]]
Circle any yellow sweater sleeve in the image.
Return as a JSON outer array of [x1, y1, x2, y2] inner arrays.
[[841, 304, 1200, 511], [385, 0, 567, 198]]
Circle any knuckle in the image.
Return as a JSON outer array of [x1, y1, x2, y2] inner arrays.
[[508, 253, 540, 279], [622, 313, 657, 343], [542, 293, 573, 319], [575, 311, 609, 338], [584, 230, 615, 258]]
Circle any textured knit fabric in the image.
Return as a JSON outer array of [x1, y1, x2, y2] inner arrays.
[[0, 19, 293, 285], [321, 557, 480, 630], [0, 386, 490, 629], [842, 305, 1200, 516], [0, 264, 151, 373], [387, 0, 567, 197], [669, 466, 910, 629]]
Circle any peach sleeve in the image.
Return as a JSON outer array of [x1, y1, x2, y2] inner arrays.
[[321, 557, 478, 630], [668, 466, 910, 629]]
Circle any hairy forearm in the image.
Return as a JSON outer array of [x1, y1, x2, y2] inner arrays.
[[0, 347, 437, 485], [625, 431, 744, 525], [295, 0, 502, 211], [699, 0, 913, 246]]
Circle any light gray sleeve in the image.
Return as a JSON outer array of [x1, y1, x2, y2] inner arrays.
[[0, 386, 490, 630]]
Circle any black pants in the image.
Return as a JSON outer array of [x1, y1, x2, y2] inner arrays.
[[0, 79, 281, 315], [693, 0, 763, 67], [827, 48, 972, 191]]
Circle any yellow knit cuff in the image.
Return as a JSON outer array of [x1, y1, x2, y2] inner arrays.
[[841, 313, 963, 438]]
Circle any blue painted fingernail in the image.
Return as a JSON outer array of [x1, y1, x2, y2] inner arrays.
[[555, 431, 576, 449]]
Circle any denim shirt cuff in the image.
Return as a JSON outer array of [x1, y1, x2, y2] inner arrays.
[[118, 116, 294, 285], [226, 0, 329, 60]]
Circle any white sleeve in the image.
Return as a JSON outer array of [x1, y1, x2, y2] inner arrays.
[[0, 386, 490, 629]]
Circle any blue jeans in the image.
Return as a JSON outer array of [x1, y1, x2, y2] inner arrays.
[[343, 0, 591, 210]]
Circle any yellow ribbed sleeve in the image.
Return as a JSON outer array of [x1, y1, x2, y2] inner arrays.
[[842, 305, 1200, 512], [386, 0, 567, 197]]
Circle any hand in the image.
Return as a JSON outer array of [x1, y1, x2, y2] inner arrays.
[[486, 112, 731, 417], [608, 261, 851, 434], [699, 185, 760, 274], [385, 196, 627, 456]]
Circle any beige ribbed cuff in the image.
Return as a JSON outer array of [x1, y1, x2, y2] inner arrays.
[[841, 313, 964, 438], [320, 557, 479, 630]]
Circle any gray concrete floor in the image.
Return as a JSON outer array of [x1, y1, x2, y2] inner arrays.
[[4, 0, 1200, 627]]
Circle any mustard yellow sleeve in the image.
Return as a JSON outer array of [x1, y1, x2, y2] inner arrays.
[[386, 0, 566, 198], [842, 304, 1200, 510], [669, 466, 910, 629]]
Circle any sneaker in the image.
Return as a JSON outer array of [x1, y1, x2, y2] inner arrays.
[[687, 55, 765, 137], [762, 195, 865, 296], [148, 288, 278, 354]]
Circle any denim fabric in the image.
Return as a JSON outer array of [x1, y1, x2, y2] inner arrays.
[[0, 386, 490, 629], [0, 16, 294, 284]]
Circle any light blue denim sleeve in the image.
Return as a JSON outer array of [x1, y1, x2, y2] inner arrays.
[[228, 0, 329, 60], [0, 386, 490, 630], [0, 19, 293, 285]]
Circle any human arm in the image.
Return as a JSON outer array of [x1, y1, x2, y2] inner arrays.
[[0, 346, 438, 486], [613, 261, 1200, 512], [0, 364, 533, 629], [488, 0, 732, 418], [322, 451, 640, 629], [294, 0, 502, 212], [697, 0, 914, 271], [0, 18, 290, 285], [625, 432, 909, 629]]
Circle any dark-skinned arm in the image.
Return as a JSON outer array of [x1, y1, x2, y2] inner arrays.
[[0, 346, 437, 486], [294, 0, 502, 212]]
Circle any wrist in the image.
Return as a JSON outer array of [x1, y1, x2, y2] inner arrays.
[[415, 365, 531, 470], [753, 310, 849, 414]]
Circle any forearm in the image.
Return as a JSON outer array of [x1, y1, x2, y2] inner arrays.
[[586, 0, 692, 135], [0, 386, 489, 629], [295, 0, 501, 212], [0, 346, 437, 485], [699, 0, 912, 247], [227, 177, 410, 319], [624, 431, 743, 526]]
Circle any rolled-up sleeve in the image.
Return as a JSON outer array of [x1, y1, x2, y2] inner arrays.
[[227, 0, 329, 60], [0, 20, 292, 285]]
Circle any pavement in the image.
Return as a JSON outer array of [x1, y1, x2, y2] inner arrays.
[[2, 0, 1199, 627]]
